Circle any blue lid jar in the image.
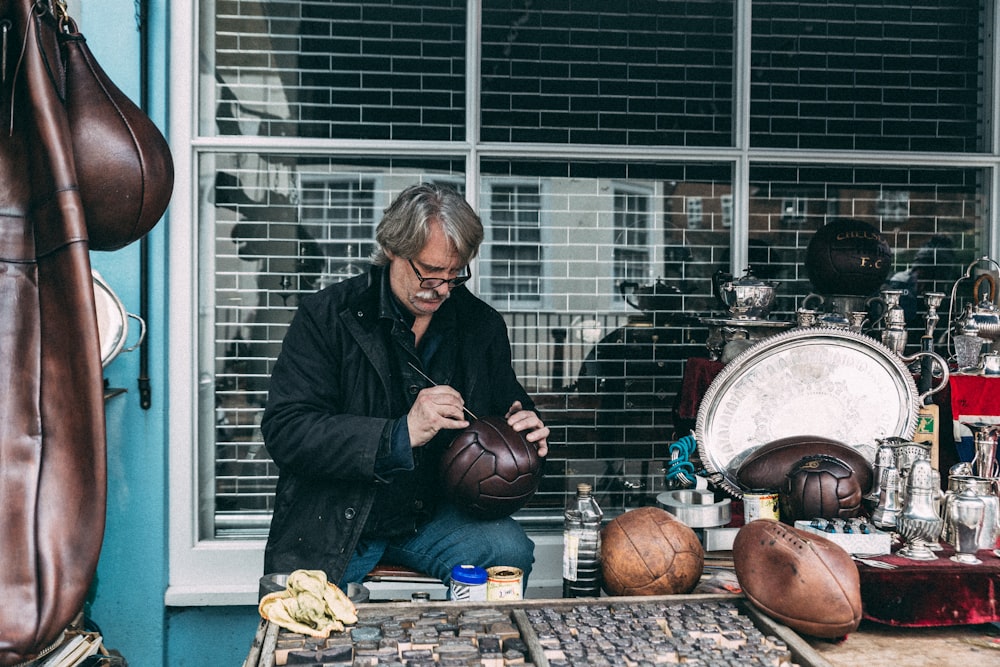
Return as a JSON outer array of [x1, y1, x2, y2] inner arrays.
[[450, 564, 488, 585]]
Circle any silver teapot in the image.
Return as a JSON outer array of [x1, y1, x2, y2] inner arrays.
[[712, 268, 779, 320], [956, 273, 1000, 348]]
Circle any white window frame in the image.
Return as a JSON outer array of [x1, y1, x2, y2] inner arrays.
[[168, 0, 1000, 605]]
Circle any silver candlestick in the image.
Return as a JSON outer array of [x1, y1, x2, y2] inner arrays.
[[924, 292, 945, 339]]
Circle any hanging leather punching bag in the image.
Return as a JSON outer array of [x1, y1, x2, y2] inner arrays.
[[0, 0, 171, 662]]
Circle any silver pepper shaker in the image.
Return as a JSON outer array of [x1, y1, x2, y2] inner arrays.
[[896, 459, 944, 560]]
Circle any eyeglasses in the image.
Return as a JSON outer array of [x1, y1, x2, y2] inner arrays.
[[408, 259, 471, 289]]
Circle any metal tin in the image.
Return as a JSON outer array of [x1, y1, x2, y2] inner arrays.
[[485, 566, 523, 601], [449, 564, 488, 601], [744, 490, 780, 522]]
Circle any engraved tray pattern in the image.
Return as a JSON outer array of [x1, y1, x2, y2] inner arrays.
[[695, 327, 918, 496]]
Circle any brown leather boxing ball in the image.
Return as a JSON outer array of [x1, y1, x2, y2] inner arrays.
[[736, 435, 873, 497], [733, 519, 862, 639], [601, 506, 704, 596], [783, 454, 863, 521], [440, 416, 542, 519]]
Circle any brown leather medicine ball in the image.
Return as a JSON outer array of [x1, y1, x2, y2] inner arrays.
[[601, 506, 704, 596], [440, 416, 542, 520], [783, 454, 863, 522]]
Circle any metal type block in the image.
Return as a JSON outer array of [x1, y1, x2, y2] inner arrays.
[[793, 519, 892, 555]]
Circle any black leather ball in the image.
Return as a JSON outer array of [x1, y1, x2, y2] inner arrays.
[[783, 454, 863, 521], [805, 218, 892, 296], [440, 417, 542, 519]]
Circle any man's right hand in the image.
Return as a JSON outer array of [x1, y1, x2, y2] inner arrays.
[[406, 385, 471, 446]]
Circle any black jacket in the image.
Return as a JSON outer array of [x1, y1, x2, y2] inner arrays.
[[261, 265, 534, 581]]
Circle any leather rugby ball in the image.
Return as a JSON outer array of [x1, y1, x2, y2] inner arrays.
[[736, 435, 873, 496], [733, 519, 862, 638]]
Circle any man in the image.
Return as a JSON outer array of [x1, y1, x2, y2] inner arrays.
[[261, 183, 550, 589]]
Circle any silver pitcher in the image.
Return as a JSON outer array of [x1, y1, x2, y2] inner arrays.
[[947, 487, 987, 564], [865, 442, 898, 510], [942, 475, 999, 551], [879, 437, 931, 496], [871, 467, 903, 531]]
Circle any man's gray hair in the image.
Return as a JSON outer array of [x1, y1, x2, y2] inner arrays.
[[371, 183, 484, 266]]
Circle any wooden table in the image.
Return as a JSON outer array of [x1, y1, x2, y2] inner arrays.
[[806, 620, 1000, 666]]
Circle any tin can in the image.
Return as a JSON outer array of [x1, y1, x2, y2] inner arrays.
[[744, 490, 780, 522], [449, 564, 488, 601], [485, 566, 523, 601]]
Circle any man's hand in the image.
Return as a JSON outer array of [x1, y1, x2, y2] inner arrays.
[[407, 385, 470, 446], [505, 401, 549, 457]]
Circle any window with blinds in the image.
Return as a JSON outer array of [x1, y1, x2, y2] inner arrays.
[[194, 0, 990, 539]]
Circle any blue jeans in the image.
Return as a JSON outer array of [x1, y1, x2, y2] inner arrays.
[[339, 503, 535, 589]]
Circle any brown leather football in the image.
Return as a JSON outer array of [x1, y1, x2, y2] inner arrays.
[[601, 506, 704, 596], [736, 435, 873, 495], [733, 519, 862, 639], [440, 417, 542, 519], [783, 454, 863, 521]]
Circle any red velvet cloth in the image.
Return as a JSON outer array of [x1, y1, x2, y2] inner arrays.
[[856, 546, 1000, 627], [950, 374, 1000, 418], [676, 356, 725, 420], [949, 374, 1000, 465]]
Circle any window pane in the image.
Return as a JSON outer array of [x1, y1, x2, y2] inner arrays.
[[485, 184, 543, 302], [204, 154, 466, 537], [750, 0, 984, 151], [206, 0, 466, 139], [748, 164, 987, 329], [189, 0, 996, 544], [480, 160, 733, 518], [481, 0, 735, 146]]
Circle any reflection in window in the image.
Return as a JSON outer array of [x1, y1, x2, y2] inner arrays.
[[486, 184, 543, 303], [191, 1, 993, 541], [299, 178, 376, 289], [613, 189, 653, 291], [876, 191, 911, 224], [481, 0, 735, 146]]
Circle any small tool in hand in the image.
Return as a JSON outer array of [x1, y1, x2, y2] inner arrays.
[[407, 361, 479, 420]]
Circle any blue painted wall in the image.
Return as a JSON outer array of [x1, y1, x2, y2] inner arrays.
[[77, 2, 256, 664]]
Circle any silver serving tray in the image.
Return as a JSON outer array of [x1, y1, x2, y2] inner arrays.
[[695, 327, 919, 497]]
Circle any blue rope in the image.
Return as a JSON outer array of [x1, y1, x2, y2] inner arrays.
[[666, 433, 699, 487]]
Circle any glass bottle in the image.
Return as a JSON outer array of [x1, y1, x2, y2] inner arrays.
[[562, 483, 604, 597]]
